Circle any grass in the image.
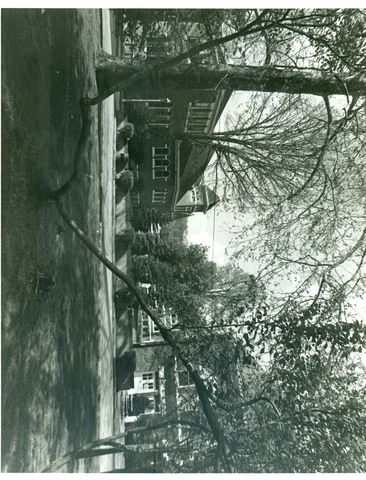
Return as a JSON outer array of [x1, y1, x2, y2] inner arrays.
[[1, 9, 105, 472]]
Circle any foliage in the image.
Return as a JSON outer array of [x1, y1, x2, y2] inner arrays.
[[132, 231, 178, 257], [259, 352, 366, 472], [300, 9, 366, 74], [112, 9, 366, 73], [116, 122, 134, 150], [132, 231, 192, 263], [112, 9, 209, 61], [160, 217, 188, 244], [112, 9, 366, 473], [132, 238, 216, 320], [124, 103, 151, 163], [125, 103, 149, 132], [116, 227, 136, 246], [116, 169, 134, 191], [118, 121, 135, 139], [177, 9, 366, 337], [131, 205, 172, 232], [47, 8, 366, 474], [208, 91, 366, 324], [148, 305, 366, 473]]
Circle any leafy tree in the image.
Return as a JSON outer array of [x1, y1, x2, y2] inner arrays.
[[85, 9, 366, 105], [132, 237, 216, 321], [46, 201, 366, 473], [160, 217, 188, 245], [43, 8, 366, 473]]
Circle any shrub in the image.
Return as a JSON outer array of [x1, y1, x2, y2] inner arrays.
[[116, 227, 136, 246], [116, 122, 135, 150], [131, 232, 150, 255], [131, 205, 150, 232], [125, 103, 149, 132], [120, 122, 135, 139], [116, 169, 134, 191], [131, 255, 152, 283]]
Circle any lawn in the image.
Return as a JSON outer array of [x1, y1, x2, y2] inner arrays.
[[1, 9, 110, 472]]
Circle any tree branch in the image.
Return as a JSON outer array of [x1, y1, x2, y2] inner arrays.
[[287, 95, 333, 200], [84, 10, 299, 105], [53, 201, 235, 472], [43, 418, 210, 472]]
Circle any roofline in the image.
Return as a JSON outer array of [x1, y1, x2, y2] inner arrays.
[[172, 139, 182, 209], [208, 89, 232, 133], [203, 185, 210, 214]]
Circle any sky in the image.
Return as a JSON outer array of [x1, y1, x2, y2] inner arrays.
[[187, 205, 228, 266], [187, 92, 257, 270], [187, 90, 366, 326]]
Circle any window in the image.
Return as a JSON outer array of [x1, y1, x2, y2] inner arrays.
[[149, 110, 172, 127], [131, 192, 140, 206], [148, 102, 174, 110], [153, 146, 170, 157], [191, 189, 199, 203], [141, 312, 150, 341], [153, 189, 168, 204], [189, 117, 207, 124], [150, 116, 172, 126], [152, 145, 170, 181], [153, 158, 170, 167], [191, 110, 210, 118], [193, 101, 211, 108], [141, 312, 163, 341], [178, 370, 195, 388], [187, 124, 206, 132], [153, 169, 170, 179], [142, 372, 155, 390], [146, 38, 170, 60]]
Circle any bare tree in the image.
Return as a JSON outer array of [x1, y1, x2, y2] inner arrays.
[[43, 8, 366, 473]]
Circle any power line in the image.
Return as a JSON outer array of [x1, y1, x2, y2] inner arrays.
[[211, 204, 217, 289]]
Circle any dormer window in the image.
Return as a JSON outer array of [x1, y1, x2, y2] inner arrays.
[[191, 188, 200, 203]]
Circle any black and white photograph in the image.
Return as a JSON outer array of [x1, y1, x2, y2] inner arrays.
[[1, 6, 366, 473]]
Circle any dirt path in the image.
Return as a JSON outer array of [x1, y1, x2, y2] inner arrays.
[[1, 9, 121, 472], [97, 9, 125, 473]]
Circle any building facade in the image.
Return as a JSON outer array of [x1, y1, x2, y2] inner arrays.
[[124, 88, 230, 220]]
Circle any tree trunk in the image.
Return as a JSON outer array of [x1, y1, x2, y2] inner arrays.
[[96, 59, 366, 97], [54, 201, 234, 472], [43, 418, 208, 472], [91, 10, 273, 103]]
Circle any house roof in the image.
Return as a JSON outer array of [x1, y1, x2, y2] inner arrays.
[[203, 185, 220, 214], [177, 88, 232, 201], [178, 147, 213, 200]]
